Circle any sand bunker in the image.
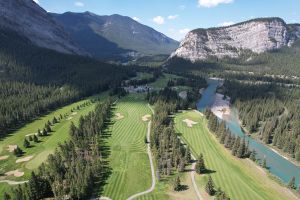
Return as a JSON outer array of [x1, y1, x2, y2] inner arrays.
[[16, 156, 33, 163], [142, 114, 151, 122], [71, 112, 78, 116], [7, 145, 17, 153], [0, 155, 9, 161], [183, 119, 198, 127], [5, 170, 24, 177], [115, 113, 124, 120], [67, 117, 73, 120]]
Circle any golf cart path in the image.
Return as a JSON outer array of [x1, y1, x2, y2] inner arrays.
[[0, 180, 28, 185], [191, 154, 204, 200], [126, 104, 156, 200]]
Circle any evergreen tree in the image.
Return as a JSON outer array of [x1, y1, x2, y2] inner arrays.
[[288, 176, 296, 189], [37, 129, 43, 137], [208, 115, 218, 133], [205, 175, 215, 196], [250, 150, 256, 161], [173, 176, 181, 191], [33, 135, 39, 143], [13, 146, 23, 157], [52, 117, 58, 124], [42, 129, 48, 136], [185, 146, 191, 163], [3, 192, 11, 200], [28, 135, 33, 141], [231, 137, 241, 156], [237, 138, 246, 158], [262, 158, 267, 169], [196, 153, 206, 174], [23, 138, 30, 148], [45, 124, 52, 133]]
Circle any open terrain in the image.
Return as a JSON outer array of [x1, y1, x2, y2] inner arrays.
[[99, 93, 153, 199], [0, 93, 107, 194], [174, 110, 298, 200]]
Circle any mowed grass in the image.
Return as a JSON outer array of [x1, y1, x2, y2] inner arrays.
[[174, 111, 297, 200], [0, 93, 107, 190], [100, 93, 153, 199]]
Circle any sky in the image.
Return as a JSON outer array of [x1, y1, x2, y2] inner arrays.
[[34, 0, 300, 41]]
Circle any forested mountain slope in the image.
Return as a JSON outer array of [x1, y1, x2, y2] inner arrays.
[[51, 12, 179, 60], [0, 27, 132, 137], [0, 0, 84, 55]]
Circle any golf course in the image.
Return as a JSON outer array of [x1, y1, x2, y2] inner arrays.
[[0, 93, 107, 194], [174, 110, 298, 200]]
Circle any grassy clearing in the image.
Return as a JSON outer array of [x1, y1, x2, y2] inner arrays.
[[149, 73, 180, 89], [0, 93, 107, 191], [174, 110, 298, 200], [131, 72, 153, 80], [100, 93, 153, 199]]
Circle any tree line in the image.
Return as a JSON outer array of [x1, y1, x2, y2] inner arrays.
[[8, 98, 113, 199]]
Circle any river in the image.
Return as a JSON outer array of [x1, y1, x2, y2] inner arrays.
[[197, 78, 300, 186]]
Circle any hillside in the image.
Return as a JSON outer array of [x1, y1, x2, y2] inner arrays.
[[51, 12, 179, 60], [0, 0, 85, 55], [171, 18, 300, 62]]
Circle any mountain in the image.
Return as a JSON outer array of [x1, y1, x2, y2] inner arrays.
[[171, 18, 300, 62], [0, 0, 84, 55], [51, 12, 179, 60]]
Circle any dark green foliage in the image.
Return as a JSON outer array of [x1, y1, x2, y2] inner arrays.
[[45, 124, 52, 133], [288, 176, 296, 189], [28, 135, 33, 141], [195, 153, 206, 174], [12, 99, 112, 199], [0, 27, 131, 138], [250, 150, 256, 161], [205, 175, 215, 196], [33, 135, 39, 143], [42, 129, 48, 136], [52, 117, 58, 124], [3, 192, 11, 200], [13, 146, 23, 157], [215, 187, 230, 200], [223, 80, 300, 160], [173, 176, 181, 191], [262, 158, 267, 169], [23, 138, 30, 148]]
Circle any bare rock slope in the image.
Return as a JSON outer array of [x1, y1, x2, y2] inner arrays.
[[0, 0, 84, 55], [171, 18, 300, 62]]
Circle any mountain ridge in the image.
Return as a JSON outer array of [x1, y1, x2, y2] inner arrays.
[[0, 0, 85, 55], [51, 11, 179, 61], [171, 17, 300, 62]]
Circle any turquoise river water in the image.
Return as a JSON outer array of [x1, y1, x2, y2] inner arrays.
[[197, 78, 300, 186]]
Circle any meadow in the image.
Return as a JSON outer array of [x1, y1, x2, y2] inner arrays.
[[0, 93, 107, 194], [174, 110, 298, 200]]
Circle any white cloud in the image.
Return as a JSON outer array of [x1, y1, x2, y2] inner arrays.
[[152, 16, 165, 25], [218, 21, 235, 27], [198, 0, 234, 8], [75, 1, 84, 7], [168, 15, 179, 20], [133, 17, 140, 22], [33, 0, 39, 4], [179, 28, 191, 35]]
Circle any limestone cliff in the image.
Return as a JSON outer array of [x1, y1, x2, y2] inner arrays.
[[171, 18, 300, 62]]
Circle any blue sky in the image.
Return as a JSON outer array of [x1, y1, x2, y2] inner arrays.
[[34, 0, 300, 40]]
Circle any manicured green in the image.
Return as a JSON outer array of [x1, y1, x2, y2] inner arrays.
[[100, 93, 153, 199], [174, 111, 295, 200], [0, 93, 107, 191]]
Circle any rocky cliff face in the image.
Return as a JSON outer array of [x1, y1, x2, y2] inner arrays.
[[0, 0, 84, 55], [171, 18, 300, 62]]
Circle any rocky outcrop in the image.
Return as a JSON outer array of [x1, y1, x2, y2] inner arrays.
[[0, 0, 85, 55], [171, 18, 300, 62]]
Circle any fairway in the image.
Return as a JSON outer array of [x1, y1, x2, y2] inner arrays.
[[100, 93, 153, 199], [0, 93, 107, 192], [174, 111, 298, 200]]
